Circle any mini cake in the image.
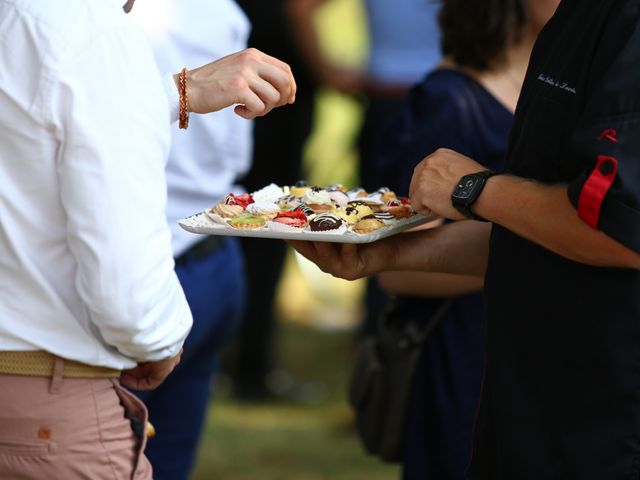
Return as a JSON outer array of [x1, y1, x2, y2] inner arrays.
[[346, 187, 368, 200], [278, 195, 302, 209], [303, 188, 333, 212], [307, 203, 333, 213], [246, 202, 279, 219], [363, 211, 396, 225], [386, 205, 413, 219], [211, 203, 244, 218], [328, 190, 349, 208], [228, 214, 266, 230], [271, 209, 308, 228], [377, 187, 398, 203], [252, 183, 285, 204], [294, 203, 316, 217], [290, 180, 311, 197], [303, 188, 331, 203], [353, 218, 385, 234], [383, 199, 403, 209], [309, 213, 346, 233], [333, 206, 360, 225], [346, 201, 375, 219], [361, 192, 385, 206], [224, 193, 254, 209]]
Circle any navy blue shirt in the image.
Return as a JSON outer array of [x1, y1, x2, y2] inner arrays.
[[375, 69, 512, 479], [471, 1, 640, 478]]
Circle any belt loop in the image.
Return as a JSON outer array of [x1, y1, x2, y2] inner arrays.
[[49, 356, 64, 394]]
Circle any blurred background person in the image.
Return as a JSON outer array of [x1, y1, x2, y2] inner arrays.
[[372, 0, 559, 478], [130, 1, 253, 478], [357, 0, 442, 191], [230, 0, 362, 402], [352, 0, 444, 344]]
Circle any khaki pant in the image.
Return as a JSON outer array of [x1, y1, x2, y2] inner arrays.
[[0, 361, 152, 479]]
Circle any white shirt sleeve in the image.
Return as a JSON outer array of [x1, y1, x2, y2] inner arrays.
[[163, 72, 181, 124], [51, 18, 192, 362]]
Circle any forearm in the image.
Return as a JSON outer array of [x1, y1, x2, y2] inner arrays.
[[385, 221, 492, 277], [378, 271, 483, 296], [475, 175, 640, 269], [285, 0, 327, 82], [287, 219, 490, 282]]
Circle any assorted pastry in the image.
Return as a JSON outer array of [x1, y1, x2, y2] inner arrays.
[[204, 181, 416, 236]]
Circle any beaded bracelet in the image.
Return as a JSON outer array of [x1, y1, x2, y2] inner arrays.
[[178, 67, 189, 130]]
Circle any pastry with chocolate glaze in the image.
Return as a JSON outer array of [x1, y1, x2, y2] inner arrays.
[[334, 206, 360, 225], [363, 211, 396, 224], [309, 213, 345, 232], [346, 201, 375, 218], [294, 203, 316, 217]]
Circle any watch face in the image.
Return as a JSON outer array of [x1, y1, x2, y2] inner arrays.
[[452, 175, 484, 201]]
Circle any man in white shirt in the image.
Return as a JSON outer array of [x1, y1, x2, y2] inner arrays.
[[129, 2, 254, 478], [0, 0, 294, 478]]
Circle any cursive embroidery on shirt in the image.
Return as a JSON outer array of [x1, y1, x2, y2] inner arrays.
[[537, 74, 577, 94]]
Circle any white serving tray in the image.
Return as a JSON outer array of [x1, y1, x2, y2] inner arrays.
[[179, 211, 435, 244]]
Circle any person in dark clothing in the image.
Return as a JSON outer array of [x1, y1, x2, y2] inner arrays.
[[372, 0, 556, 477], [378, 70, 510, 479], [289, 0, 640, 478]]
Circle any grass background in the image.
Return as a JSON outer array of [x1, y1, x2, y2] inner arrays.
[[192, 324, 399, 480]]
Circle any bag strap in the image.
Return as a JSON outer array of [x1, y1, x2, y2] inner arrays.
[[410, 297, 454, 344], [379, 296, 454, 347]]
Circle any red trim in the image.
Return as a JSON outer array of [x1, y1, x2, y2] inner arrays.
[[577, 155, 618, 229], [598, 129, 618, 143]]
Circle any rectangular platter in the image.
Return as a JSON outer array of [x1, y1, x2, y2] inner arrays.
[[179, 211, 434, 244]]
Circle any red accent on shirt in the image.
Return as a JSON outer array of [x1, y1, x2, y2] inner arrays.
[[577, 155, 618, 229], [598, 129, 618, 143]]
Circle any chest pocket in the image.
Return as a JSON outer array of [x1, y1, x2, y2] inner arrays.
[[508, 86, 578, 183]]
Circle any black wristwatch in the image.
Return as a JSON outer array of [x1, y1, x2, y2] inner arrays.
[[451, 170, 501, 221]]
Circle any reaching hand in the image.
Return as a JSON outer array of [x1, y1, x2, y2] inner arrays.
[[119, 349, 183, 391], [184, 48, 297, 120], [409, 148, 485, 220]]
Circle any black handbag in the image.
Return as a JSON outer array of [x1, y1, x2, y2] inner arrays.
[[348, 296, 453, 463]]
